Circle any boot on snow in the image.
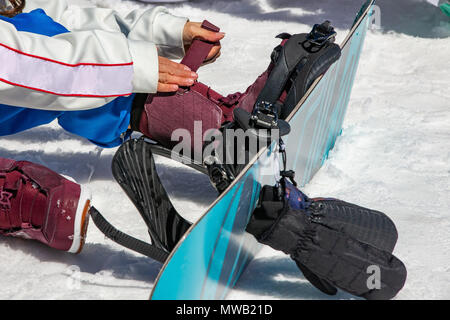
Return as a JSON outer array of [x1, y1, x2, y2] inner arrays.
[[246, 176, 407, 300], [0, 157, 91, 253]]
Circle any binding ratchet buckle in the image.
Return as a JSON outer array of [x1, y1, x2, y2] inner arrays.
[[251, 101, 279, 129], [307, 20, 337, 46]]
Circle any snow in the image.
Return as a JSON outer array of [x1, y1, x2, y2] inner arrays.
[[1, 0, 449, 300]]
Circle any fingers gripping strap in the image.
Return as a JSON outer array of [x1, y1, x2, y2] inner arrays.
[[181, 20, 220, 72]]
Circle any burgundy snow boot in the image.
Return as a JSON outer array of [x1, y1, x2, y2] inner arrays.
[[134, 20, 341, 159], [133, 20, 341, 193], [0, 157, 91, 253], [136, 20, 268, 158]]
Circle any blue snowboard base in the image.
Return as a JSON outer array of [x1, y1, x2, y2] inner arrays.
[[150, 0, 376, 300]]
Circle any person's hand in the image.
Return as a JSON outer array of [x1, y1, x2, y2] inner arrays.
[[183, 21, 225, 65], [158, 56, 198, 92]]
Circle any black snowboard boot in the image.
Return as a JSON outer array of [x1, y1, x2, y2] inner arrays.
[[246, 177, 407, 300]]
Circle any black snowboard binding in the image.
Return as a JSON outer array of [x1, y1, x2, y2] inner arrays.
[[246, 173, 407, 300], [205, 21, 341, 194], [111, 138, 191, 253], [90, 138, 192, 263], [252, 20, 341, 121]]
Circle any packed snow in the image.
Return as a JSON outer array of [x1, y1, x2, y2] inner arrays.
[[0, 0, 449, 300]]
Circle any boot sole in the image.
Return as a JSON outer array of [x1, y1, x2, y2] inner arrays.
[[68, 186, 91, 254]]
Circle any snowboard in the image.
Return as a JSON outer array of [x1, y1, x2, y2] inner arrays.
[[427, 0, 450, 17], [149, 0, 377, 300], [441, 3, 450, 17]]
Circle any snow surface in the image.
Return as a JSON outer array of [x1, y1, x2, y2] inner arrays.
[[0, 0, 449, 300]]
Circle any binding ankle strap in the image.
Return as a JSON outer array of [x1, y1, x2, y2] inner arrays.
[[181, 20, 221, 72], [90, 207, 169, 263]]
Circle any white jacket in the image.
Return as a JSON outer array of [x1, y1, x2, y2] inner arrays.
[[0, 0, 188, 111]]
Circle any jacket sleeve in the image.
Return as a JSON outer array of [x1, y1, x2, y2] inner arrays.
[[0, 17, 159, 111], [25, 0, 188, 59]]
